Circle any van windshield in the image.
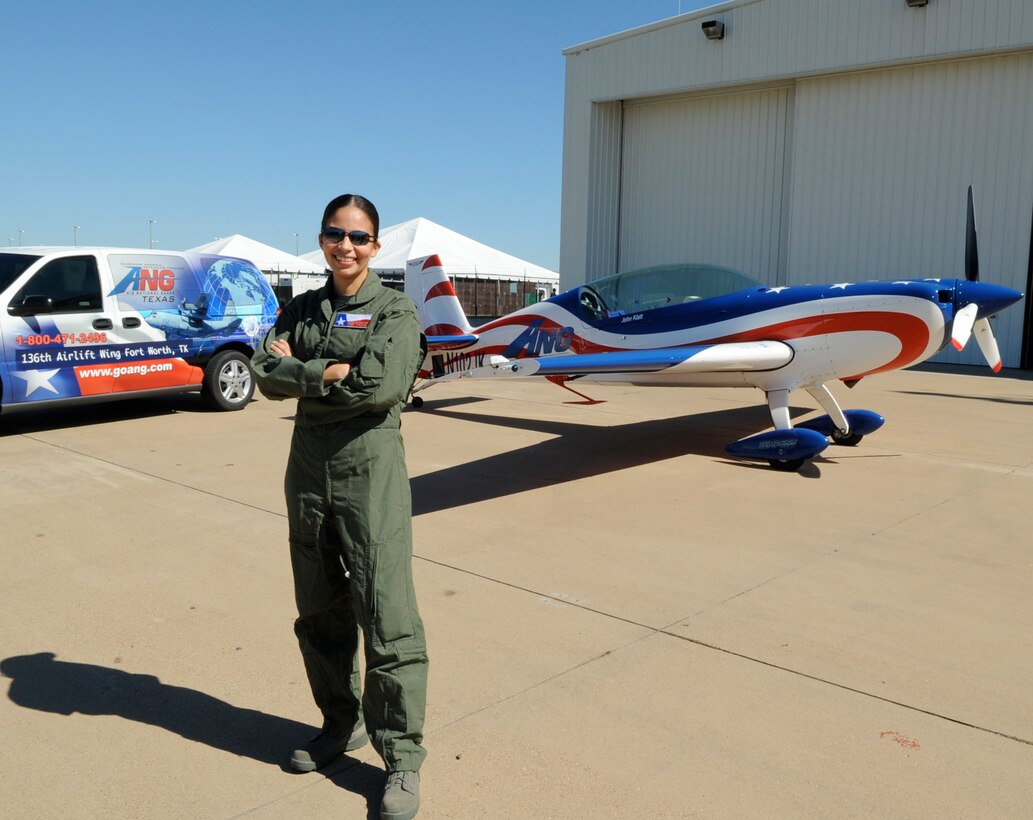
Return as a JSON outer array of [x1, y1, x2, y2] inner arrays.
[[0, 253, 42, 294]]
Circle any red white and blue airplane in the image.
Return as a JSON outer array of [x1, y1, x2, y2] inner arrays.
[[406, 189, 1023, 470]]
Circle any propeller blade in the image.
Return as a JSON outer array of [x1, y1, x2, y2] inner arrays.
[[973, 317, 1003, 372], [951, 303, 977, 350], [965, 185, 980, 282]]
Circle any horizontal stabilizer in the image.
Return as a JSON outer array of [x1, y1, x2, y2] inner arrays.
[[426, 333, 479, 351]]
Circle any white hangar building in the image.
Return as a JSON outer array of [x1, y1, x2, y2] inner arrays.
[[560, 0, 1033, 368]]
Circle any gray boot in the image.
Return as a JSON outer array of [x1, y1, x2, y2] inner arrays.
[[290, 721, 368, 772], [381, 770, 420, 820]]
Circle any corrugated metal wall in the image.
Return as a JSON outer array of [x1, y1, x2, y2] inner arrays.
[[789, 52, 1033, 366], [584, 102, 623, 281], [618, 86, 791, 282]]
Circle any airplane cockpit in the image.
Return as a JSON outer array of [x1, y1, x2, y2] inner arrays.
[[577, 263, 761, 322]]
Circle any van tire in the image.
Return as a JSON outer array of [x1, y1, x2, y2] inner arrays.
[[202, 350, 255, 411]]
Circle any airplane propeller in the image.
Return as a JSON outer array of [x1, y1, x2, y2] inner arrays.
[[950, 186, 1009, 372], [949, 302, 977, 351], [965, 185, 979, 283], [972, 314, 1004, 372]]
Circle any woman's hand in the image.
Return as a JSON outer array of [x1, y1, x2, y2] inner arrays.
[[269, 339, 293, 358], [323, 362, 351, 383]]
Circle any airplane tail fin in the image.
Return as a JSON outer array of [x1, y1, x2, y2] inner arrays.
[[406, 254, 474, 337]]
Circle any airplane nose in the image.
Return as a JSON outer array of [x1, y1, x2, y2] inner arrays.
[[955, 280, 1024, 319]]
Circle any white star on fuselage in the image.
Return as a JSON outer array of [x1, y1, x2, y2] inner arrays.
[[15, 369, 61, 397], [766, 286, 790, 294], [830, 283, 851, 290]]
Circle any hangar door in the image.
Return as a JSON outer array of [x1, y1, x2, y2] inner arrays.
[[788, 53, 1033, 369], [618, 86, 792, 283]]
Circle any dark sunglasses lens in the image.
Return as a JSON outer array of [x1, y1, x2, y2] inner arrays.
[[322, 228, 371, 246]]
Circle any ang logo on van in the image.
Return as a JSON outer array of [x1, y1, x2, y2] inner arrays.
[[109, 266, 176, 294]]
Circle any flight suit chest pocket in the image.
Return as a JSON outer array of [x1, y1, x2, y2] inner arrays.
[[325, 312, 372, 363]]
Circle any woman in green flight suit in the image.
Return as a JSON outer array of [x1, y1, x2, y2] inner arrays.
[[252, 194, 427, 820]]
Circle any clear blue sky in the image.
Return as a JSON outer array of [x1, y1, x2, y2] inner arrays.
[[2, 0, 713, 270]]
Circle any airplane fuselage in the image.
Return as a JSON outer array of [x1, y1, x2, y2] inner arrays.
[[427, 278, 1011, 393]]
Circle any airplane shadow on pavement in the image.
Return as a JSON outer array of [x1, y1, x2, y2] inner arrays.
[[0, 652, 384, 812], [410, 400, 820, 516]]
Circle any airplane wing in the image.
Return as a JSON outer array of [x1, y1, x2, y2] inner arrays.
[[427, 333, 480, 351], [431, 341, 794, 382]]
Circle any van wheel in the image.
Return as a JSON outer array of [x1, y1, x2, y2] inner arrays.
[[202, 350, 254, 411]]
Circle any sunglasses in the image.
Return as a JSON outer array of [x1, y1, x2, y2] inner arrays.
[[321, 227, 376, 246]]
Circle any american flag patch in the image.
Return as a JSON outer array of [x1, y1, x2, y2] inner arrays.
[[334, 313, 372, 329]]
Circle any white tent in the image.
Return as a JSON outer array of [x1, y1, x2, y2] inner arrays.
[[189, 234, 325, 275], [301, 217, 558, 286]]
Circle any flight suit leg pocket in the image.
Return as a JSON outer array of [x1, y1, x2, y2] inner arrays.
[[368, 537, 418, 644]]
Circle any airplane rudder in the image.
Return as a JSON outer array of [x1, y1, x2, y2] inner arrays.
[[406, 253, 473, 334]]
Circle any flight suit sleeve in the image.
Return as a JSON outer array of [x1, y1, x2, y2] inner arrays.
[[251, 302, 338, 401], [322, 303, 423, 418]]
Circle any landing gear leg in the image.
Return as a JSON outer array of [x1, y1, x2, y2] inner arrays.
[[806, 383, 863, 446], [765, 389, 805, 471], [766, 388, 792, 431]]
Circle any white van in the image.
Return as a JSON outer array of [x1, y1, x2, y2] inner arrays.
[[0, 247, 280, 415]]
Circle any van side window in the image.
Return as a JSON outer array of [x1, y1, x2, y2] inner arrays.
[[13, 256, 103, 314]]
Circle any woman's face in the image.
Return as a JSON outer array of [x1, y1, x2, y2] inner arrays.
[[319, 205, 380, 295]]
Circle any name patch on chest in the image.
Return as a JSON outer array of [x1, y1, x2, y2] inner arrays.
[[334, 313, 372, 329]]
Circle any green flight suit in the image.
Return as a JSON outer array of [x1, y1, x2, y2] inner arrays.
[[251, 272, 428, 773]]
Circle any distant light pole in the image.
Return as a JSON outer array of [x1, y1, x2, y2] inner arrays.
[[7, 237, 13, 246], [148, 218, 157, 248], [72, 224, 80, 246], [294, 232, 300, 256], [16, 228, 24, 246]]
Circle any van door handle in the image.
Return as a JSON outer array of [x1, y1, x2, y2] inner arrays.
[[93, 318, 114, 330], [122, 317, 141, 328]]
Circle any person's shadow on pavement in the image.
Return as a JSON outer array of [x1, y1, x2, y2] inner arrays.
[[1, 652, 384, 814]]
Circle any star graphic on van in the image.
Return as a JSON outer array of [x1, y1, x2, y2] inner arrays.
[[15, 369, 61, 397]]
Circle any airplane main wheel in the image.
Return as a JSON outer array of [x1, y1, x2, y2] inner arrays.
[[831, 429, 864, 446], [768, 457, 806, 472], [202, 350, 255, 411]]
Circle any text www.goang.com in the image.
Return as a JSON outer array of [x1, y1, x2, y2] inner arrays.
[[79, 362, 174, 379]]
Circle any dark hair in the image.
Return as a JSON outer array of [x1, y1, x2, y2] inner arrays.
[[321, 194, 380, 239]]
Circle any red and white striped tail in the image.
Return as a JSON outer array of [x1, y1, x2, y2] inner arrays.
[[405, 254, 474, 336]]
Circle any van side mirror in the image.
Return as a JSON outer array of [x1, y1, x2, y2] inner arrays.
[[8, 294, 55, 316]]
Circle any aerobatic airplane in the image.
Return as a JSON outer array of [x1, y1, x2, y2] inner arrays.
[[406, 189, 1023, 471]]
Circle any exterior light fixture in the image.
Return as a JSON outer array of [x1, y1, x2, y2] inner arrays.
[[906, 0, 929, 7], [701, 19, 725, 40]]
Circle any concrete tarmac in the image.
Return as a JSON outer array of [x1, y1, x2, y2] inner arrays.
[[2, 366, 1032, 819]]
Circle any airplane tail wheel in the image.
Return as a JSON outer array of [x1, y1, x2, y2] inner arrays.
[[411, 395, 424, 408]]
